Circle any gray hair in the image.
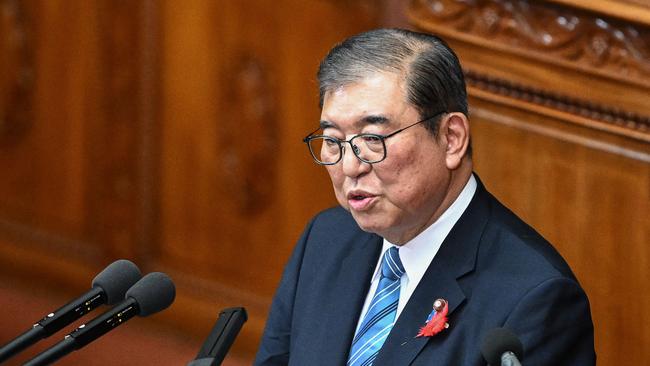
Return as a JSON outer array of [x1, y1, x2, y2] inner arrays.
[[317, 28, 468, 136]]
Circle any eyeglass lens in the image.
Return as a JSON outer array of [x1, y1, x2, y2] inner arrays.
[[307, 135, 386, 164]]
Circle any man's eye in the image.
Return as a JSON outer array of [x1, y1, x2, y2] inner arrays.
[[361, 135, 382, 144], [324, 138, 339, 147]]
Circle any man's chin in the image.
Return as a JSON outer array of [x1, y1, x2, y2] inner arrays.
[[350, 212, 385, 235]]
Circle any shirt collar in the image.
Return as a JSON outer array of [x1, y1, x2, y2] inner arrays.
[[371, 174, 478, 283]]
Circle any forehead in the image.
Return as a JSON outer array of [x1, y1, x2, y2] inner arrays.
[[321, 72, 413, 126]]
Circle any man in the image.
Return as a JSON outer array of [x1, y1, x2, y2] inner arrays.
[[255, 29, 595, 365]]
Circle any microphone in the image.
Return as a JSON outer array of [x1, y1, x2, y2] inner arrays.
[[23, 272, 176, 366], [480, 327, 524, 366], [187, 307, 248, 366], [0, 259, 141, 362]]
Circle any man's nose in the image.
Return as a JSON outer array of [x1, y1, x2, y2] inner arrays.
[[341, 142, 371, 177]]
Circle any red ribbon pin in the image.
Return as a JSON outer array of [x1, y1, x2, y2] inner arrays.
[[416, 298, 449, 337]]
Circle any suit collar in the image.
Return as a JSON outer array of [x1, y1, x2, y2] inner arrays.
[[374, 176, 491, 365]]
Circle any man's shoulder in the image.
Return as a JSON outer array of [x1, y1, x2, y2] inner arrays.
[[479, 187, 578, 281], [299, 205, 379, 252], [310, 205, 361, 233]]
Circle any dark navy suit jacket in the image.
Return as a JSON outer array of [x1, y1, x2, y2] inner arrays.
[[255, 179, 595, 365]]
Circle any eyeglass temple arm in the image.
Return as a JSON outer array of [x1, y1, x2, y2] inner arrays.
[[303, 126, 323, 142]]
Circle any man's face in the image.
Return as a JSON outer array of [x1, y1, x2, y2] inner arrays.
[[320, 72, 456, 244]]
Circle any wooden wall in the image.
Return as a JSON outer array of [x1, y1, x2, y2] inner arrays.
[[0, 0, 648, 365], [409, 0, 650, 365]]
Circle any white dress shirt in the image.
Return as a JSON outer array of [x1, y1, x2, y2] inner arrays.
[[354, 175, 477, 332]]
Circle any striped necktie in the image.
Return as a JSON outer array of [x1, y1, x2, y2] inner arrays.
[[347, 246, 405, 366]]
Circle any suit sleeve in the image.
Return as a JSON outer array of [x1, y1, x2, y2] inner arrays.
[[253, 217, 316, 365], [504, 277, 596, 366]]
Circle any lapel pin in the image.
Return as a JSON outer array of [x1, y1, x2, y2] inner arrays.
[[416, 298, 449, 338]]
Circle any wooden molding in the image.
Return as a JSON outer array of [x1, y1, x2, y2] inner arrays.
[[546, 0, 650, 25], [469, 99, 650, 162], [0, 217, 100, 260], [465, 70, 650, 142]]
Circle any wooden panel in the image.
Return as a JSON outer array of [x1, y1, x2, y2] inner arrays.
[[0, 0, 102, 280], [470, 99, 650, 366], [409, 1, 650, 365], [0, 0, 158, 270], [1, 0, 172, 364], [0, 0, 166, 364]]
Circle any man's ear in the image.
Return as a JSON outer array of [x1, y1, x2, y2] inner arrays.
[[441, 113, 470, 170]]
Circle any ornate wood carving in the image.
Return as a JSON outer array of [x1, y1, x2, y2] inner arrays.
[[411, 0, 650, 80], [220, 54, 278, 216], [0, 0, 33, 145], [465, 70, 650, 135], [409, 0, 650, 139]]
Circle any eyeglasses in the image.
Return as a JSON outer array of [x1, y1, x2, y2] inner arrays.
[[303, 111, 446, 165]]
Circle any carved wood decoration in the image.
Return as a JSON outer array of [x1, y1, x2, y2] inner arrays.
[[418, 0, 650, 79], [464, 70, 649, 139], [220, 54, 278, 216], [409, 0, 650, 142], [0, 0, 33, 145]]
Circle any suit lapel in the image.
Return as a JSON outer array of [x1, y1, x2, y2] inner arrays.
[[376, 263, 466, 365], [320, 232, 382, 365], [374, 179, 491, 365]]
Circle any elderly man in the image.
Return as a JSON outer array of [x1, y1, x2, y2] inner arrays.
[[255, 29, 595, 366]]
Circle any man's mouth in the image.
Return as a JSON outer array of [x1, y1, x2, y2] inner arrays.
[[347, 191, 377, 211]]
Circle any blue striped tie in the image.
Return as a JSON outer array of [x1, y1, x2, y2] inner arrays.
[[347, 246, 405, 366]]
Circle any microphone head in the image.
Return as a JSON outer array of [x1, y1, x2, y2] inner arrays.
[[126, 272, 176, 317], [92, 259, 142, 305], [480, 327, 524, 365]]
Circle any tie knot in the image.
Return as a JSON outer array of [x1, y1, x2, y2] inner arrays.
[[380, 246, 405, 281]]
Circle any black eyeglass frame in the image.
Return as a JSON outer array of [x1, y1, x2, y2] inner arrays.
[[302, 111, 447, 165]]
